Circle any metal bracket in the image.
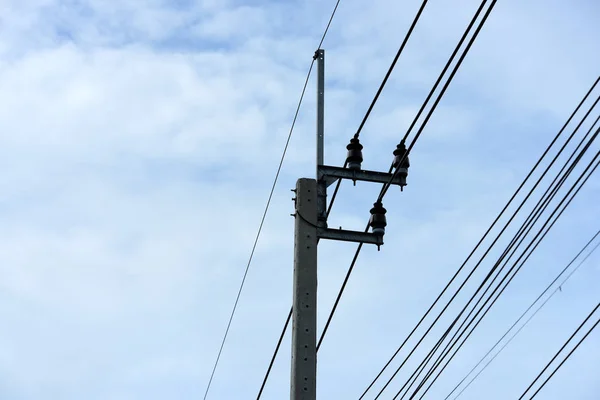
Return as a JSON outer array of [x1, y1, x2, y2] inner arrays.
[[318, 228, 383, 246], [318, 165, 405, 188]]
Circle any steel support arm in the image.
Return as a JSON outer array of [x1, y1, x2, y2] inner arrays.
[[318, 228, 383, 246], [318, 165, 404, 188]]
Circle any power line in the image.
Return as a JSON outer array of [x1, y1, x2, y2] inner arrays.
[[449, 231, 600, 400], [204, 62, 312, 400], [444, 113, 600, 400], [359, 76, 599, 398], [317, 235, 365, 350], [404, 155, 595, 399], [407, 153, 600, 400], [393, 121, 600, 398], [528, 319, 600, 399], [397, 0, 489, 146], [327, 0, 429, 218], [322, 0, 499, 362], [394, 139, 600, 399], [353, 0, 429, 140], [256, 308, 292, 399], [317, 0, 342, 51], [204, 1, 343, 398], [404, 119, 600, 395], [379, 0, 497, 201], [518, 302, 600, 399]]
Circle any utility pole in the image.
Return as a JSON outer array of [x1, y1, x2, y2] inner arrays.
[[290, 49, 409, 400], [291, 177, 318, 399]]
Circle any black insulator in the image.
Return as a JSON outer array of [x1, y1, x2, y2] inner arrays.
[[393, 141, 410, 169], [346, 137, 364, 170], [393, 141, 410, 189], [369, 201, 387, 236]]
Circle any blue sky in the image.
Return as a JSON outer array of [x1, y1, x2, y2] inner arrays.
[[0, 0, 599, 399]]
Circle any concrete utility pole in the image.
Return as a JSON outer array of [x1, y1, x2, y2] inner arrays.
[[291, 178, 318, 399], [290, 49, 409, 400]]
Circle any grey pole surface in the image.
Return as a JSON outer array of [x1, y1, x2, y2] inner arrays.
[[316, 49, 325, 169], [291, 178, 318, 400], [315, 49, 327, 228]]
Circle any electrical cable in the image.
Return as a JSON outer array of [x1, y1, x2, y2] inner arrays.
[[442, 114, 600, 400], [403, 150, 600, 400], [528, 319, 600, 399], [395, 127, 600, 399], [398, 156, 599, 400], [322, 0, 499, 363], [312, 0, 433, 352], [408, 122, 598, 400], [256, 308, 292, 399], [317, 233, 365, 350], [204, 1, 343, 398], [354, 0, 429, 140], [448, 231, 600, 400], [405, 125, 600, 398], [359, 75, 600, 399], [394, 129, 600, 399], [379, 0, 496, 201], [329, 15, 508, 379], [360, 79, 600, 398], [204, 64, 312, 400], [390, 134, 600, 400], [327, 0, 429, 218], [518, 302, 600, 399]]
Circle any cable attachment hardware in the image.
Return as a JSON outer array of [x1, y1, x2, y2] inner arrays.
[[346, 137, 364, 172], [392, 140, 410, 191], [369, 201, 387, 250]]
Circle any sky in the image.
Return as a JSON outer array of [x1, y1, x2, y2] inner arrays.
[[0, 0, 599, 399]]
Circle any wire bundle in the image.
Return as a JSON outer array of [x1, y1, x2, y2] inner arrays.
[[518, 302, 600, 399], [359, 77, 600, 399], [447, 229, 600, 400]]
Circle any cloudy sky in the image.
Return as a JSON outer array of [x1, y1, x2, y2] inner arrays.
[[0, 0, 599, 399]]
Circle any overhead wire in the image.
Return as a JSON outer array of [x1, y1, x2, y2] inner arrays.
[[400, 146, 600, 400], [440, 114, 600, 400], [203, 1, 343, 399], [399, 119, 600, 399], [327, 0, 429, 218], [359, 76, 600, 398], [391, 148, 600, 400], [378, 0, 496, 201], [448, 230, 600, 400], [518, 302, 600, 399], [256, 308, 292, 399], [528, 316, 600, 399], [360, 74, 600, 399], [322, 0, 498, 357], [388, 116, 600, 399], [329, 0, 490, 220], [354, 0, 429, 140], [204, 65, 311, 400]]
